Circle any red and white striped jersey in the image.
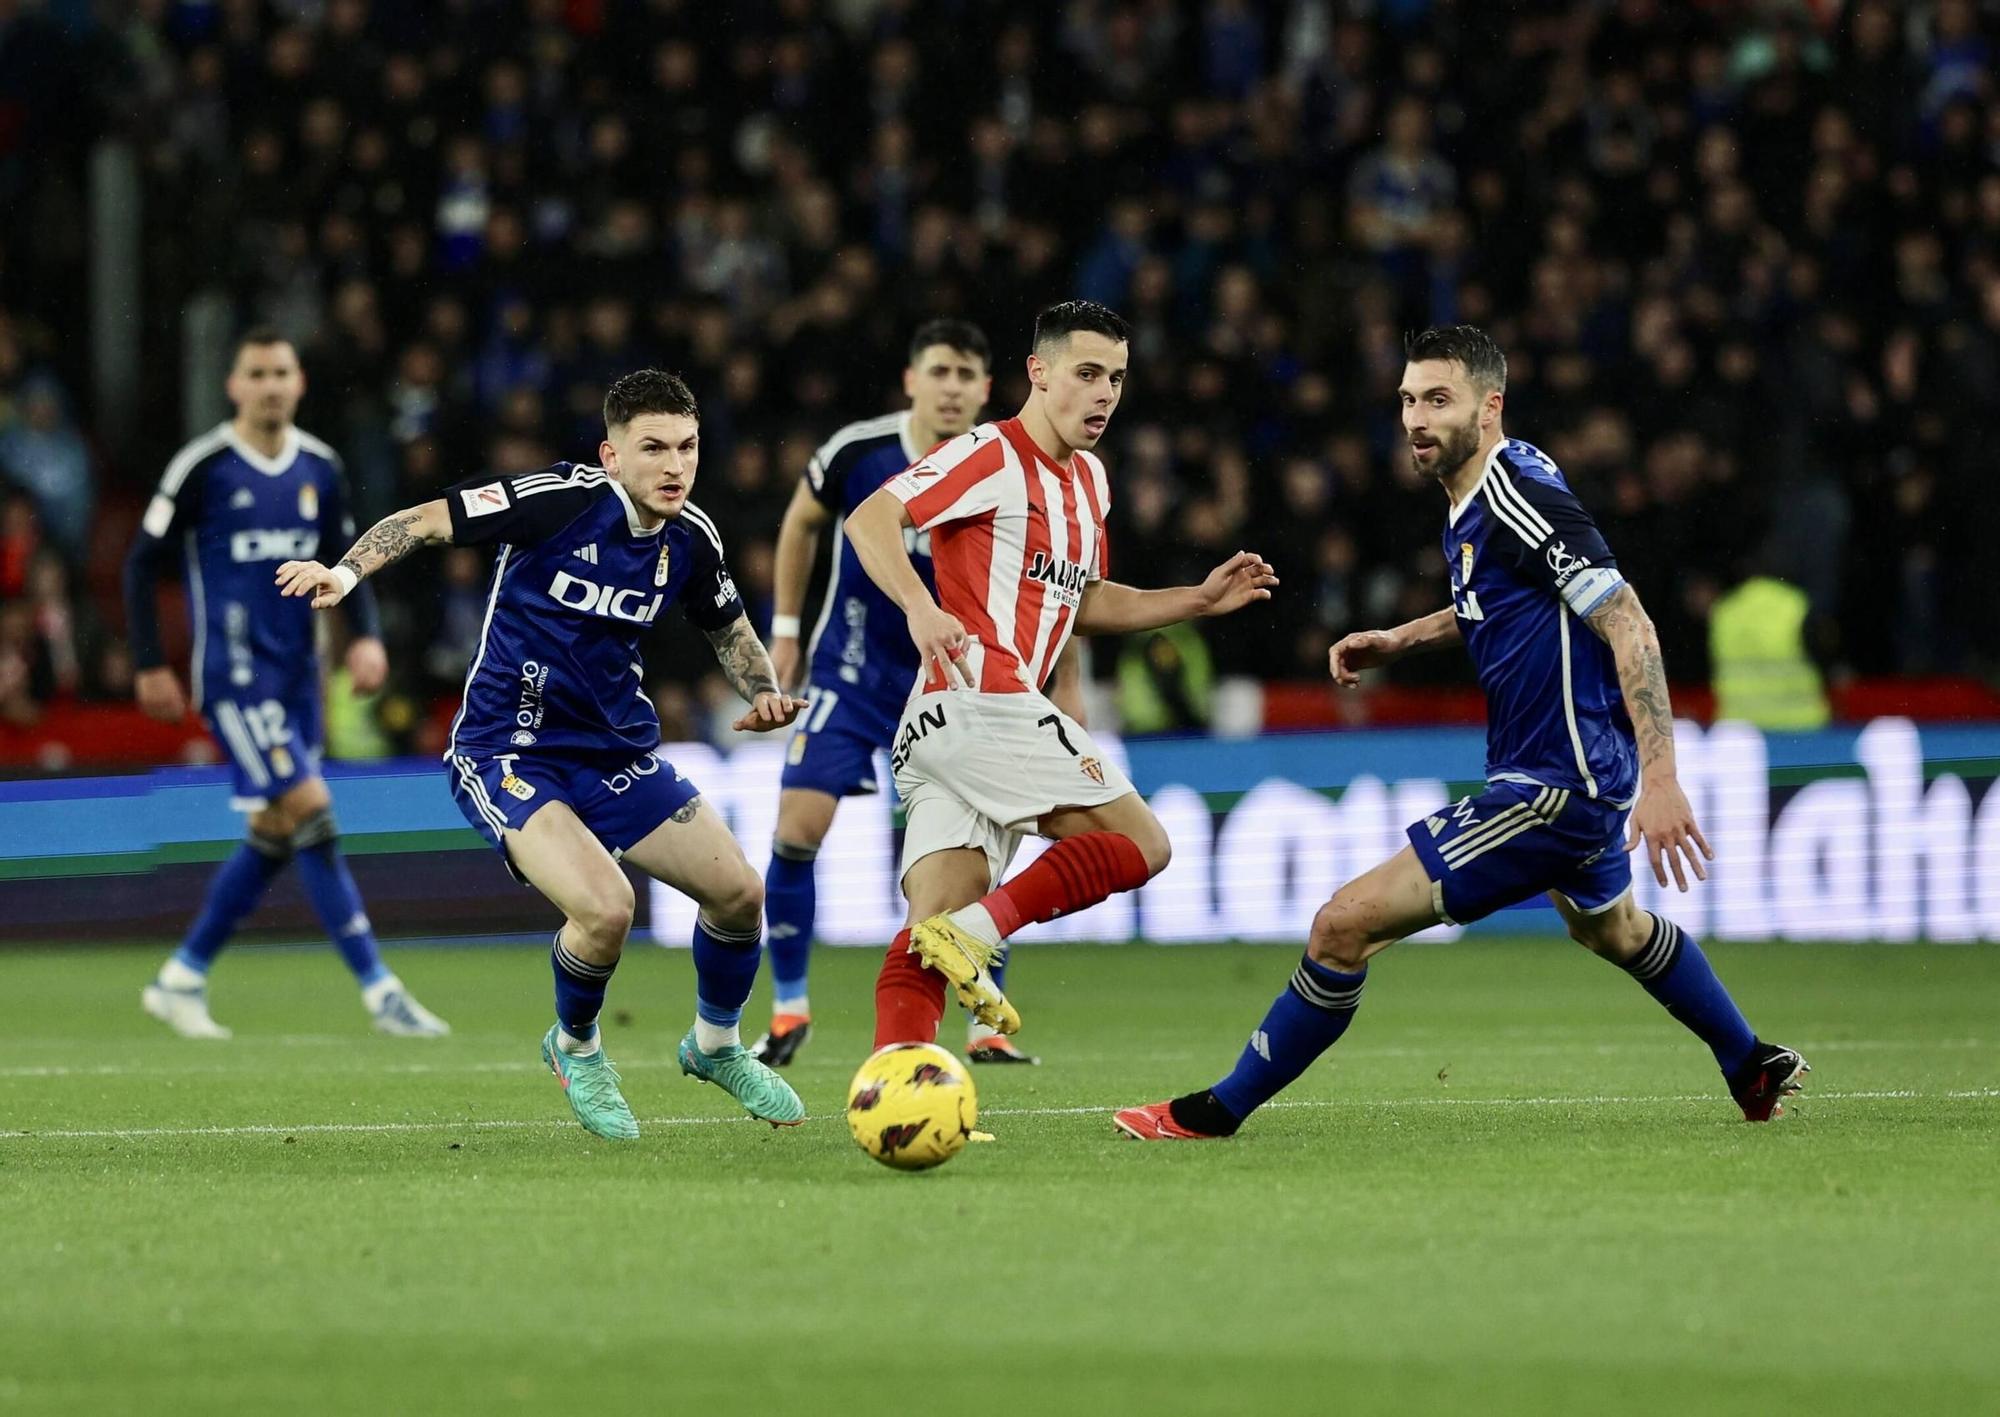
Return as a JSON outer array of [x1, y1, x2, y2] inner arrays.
[[884, 418, 1111, 695]]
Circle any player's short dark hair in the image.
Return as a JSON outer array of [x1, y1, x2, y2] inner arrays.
[[233, 326, 293, 356], [907, 319, 991, 371], [603, 368, 699, 430], [1404, 324, 1508, 393], [1032, 300, 1130, 357]]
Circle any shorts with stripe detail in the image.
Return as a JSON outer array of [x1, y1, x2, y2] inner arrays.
[[1406, 780, 1630, 925], [448, 747, 700, 885], [203, 690, 323, 812]]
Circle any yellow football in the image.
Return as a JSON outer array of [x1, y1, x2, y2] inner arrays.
[[845, 1042, 979, 1171]]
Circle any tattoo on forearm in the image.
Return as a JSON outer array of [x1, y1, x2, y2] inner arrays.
[[1588, 587, 1675, 770], [704, 616, 780, 702], [340, 511, 444, 579]]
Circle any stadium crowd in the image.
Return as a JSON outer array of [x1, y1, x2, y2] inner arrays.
[[1, 0, 1997, 745]]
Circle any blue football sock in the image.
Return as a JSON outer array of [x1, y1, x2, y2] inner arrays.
[[1622, 913, 1758, 1075], [763, 843, 817, 1006], [292, 811, 390, 987], [692, 914, 763, 1034], [1210, 956, 1367, 1122], [552, 929, 615, 1042], [174, 834, 291, 972]]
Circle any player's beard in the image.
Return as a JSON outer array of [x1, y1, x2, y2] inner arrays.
[[1414, 419, 1481, 482]]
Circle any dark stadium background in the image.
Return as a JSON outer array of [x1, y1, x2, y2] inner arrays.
[[3, 0, 1996, 769]]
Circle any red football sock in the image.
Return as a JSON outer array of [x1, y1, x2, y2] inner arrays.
[[872, 928, 946, 1048], [979, 831, 1152, 938]]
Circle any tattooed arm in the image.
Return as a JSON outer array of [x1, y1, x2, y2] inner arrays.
[[275, 500, 453, 609], [703, 613, 808, 734], [1584, 584, 1712, 891]]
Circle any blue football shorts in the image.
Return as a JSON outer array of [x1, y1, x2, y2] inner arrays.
[[1405, 779, 1632, 925], [204, 688, 324, 813], [448, 746, 701, 884], [778, 682, 901, 799]]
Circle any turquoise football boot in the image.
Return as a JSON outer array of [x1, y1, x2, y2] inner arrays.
[[678, 1029, 807, 1127], [541, 1025, 640, 1141]]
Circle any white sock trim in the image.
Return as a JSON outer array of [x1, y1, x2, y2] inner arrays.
[[694, 1017, 741, 1053], [946, 902, 1003, 949], [557, 1027, 601, 1057]]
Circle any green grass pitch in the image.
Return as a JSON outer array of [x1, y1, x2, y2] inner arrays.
[[3, 936, 1996, 1415]]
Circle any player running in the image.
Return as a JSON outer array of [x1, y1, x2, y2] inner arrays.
[[845, 300, 1277, 1048], [275, 369, 808, 1141], [753, 319, 1072, 1068], [124, 328, 449, 1039], [1115, 325, 1808, 1140]]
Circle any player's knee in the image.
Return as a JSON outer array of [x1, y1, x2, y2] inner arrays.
[[574, 878, 636, 946], [707, 866, 764, 932], [1306, 896, 1371, 971], [1134, 822, 1172, 878]]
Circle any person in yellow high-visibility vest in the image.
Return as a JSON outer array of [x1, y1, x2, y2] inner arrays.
[[1708, 573, 1830, 729]]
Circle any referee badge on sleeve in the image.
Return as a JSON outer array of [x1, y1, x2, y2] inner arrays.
[[655, 544, 671, 586]]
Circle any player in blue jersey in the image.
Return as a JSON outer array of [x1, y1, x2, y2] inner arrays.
[[275, 369, 809, 1141], [125, 329, 450, 1040], [750, 320, 1074, 1067], [1117, 325, 1808, 1139]]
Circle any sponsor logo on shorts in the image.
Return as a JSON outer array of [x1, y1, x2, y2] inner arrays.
[[600, 752, 664, 795], [516, 661, 550, 732], [1079, 755, 1105, 786], [890, 704, 947, 774], [511, 729, 537, 746]]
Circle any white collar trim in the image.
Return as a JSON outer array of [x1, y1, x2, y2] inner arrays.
[[896, 410, 923, 462], [608, 478, 664, 538], [225, 423, 302, 477], [1447, 441, 1506, 526]]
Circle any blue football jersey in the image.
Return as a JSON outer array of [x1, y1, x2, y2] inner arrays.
[[442, 463, 744, 760], [1444, 438, 1637, 804], [126, 422, 376, 706], [803, 410, 936, 704]]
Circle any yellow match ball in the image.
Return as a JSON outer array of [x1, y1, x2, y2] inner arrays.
[[845, 1042, 979, 1171]]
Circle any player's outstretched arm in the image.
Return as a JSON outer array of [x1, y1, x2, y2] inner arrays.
[[1328, 608, 1462, 686], [769, 480, 833, 691], [1584, 583, 1712, 891], [1073, 550, 1278, 635], [848, 487, 974, 688], [703, 613, 808, 733], [275, 499, 453, 609]]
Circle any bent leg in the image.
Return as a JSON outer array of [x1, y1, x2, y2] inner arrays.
[[1554, 890, 1758, 1076], [1183, 847, 1441, 1134], [874, 846, 990, 1048], [267, 779, 392, 988], [507, 801, 636, 1047], [624, 796, 765, 1050]]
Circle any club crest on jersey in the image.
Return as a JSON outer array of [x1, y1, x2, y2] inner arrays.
[[655, 543, 671, 586], [1460, 542, 1475, 581], [1079, 756, 1105, 786], [298, 482, 318, 521]]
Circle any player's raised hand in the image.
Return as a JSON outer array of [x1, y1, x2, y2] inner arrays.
[[274, 559, 348, 609], [134, 666, 188, 722], [1626, 775, 1713, 891], [1329, 630, 1399, 687], [732, 691, 808, 734], [771, 635, 804, 693], [1197, 550, 1279, 617], [909, 602, 975, 688]]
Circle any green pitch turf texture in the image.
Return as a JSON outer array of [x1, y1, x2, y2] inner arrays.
[[3, 937, 1995, 1416]]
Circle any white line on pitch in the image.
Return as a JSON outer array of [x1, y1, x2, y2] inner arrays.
[[3, 1088, 1997, 1142], [2, 1036, 1986, 1080]]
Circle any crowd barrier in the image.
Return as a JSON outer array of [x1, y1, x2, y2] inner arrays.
[[2, 718, 1996, 945]]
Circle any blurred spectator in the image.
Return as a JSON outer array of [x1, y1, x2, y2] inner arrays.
[[0, 376, 94, 561]]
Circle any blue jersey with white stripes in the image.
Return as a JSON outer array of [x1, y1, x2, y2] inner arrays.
[[1444, 438, 1638, 805], [803, 410, 937, 706], [442, 463, 744, 759], [129, 423, 367, 706]]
